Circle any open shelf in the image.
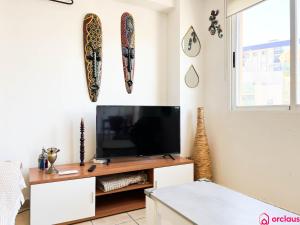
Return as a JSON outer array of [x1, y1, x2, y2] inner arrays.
[[96, 182, 153, 196], [95, 190, 145, 218]]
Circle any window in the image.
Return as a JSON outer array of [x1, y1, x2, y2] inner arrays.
[[231, 0, 298, 109]]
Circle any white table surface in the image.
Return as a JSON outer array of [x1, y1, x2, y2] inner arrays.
[[148, 181, 299, 225]]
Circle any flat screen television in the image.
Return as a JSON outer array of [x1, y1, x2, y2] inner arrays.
[[96, 105, 180, 158]]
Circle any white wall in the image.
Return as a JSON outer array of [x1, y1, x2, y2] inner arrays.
[[203, 0, 300, 214], [166, 0, 180, 106], [0, 0, 168, 197], [179, 0, 204, 157], [0, 0, 205, 200], [115, 0, 175, 12], [164, 0, 204, 158]]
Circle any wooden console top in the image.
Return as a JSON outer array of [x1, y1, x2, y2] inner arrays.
[[29, 156, 193, 185]]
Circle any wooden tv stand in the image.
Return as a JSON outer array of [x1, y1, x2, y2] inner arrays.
[[29, 156, 194, 225]]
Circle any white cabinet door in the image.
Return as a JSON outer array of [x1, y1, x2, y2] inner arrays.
[[30, 177, 95, 225], [154, 164, 193, 189]]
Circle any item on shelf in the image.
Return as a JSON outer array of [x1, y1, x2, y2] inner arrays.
[[93, 158, 111, 164], [88, 165, 96, 172], [83, 13, 102, 102], [96, 172, 147, 192], [192, 107, 212, 181], [58, 170, 79, 176], [185, 65, 199, 88], [38, 148, 48, 170], [46, 148, 60, 174], [80, 118, 85, 166], [208, 10, 223, 38], [121, 12, 135, 94], [182, 26, 201, 57], [48, 0, 73, 5]]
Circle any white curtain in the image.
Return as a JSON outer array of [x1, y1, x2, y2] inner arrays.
[[227, 0, 266, 17]]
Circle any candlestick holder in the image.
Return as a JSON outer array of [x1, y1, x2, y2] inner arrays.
[[80, 118, 85, 166]]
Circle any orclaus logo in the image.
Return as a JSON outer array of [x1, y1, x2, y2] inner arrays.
[[259, 213, 270, 225], [259, 212, 300, 224]]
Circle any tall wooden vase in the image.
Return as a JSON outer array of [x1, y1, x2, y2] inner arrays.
[[192, 107, 212, 181]]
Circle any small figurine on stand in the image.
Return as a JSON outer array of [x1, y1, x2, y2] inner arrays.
[[80, 118, 85, 166], [38, 148, 48, 170]]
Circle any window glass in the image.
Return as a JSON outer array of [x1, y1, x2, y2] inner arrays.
[[235, 0, 290, 107]]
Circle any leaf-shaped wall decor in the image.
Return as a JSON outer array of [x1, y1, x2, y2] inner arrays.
[[182, 26, 201, 57], [185, 65, 199, 88]]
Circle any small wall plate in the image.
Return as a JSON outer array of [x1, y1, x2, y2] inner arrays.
[[182, 26, 201, 57], [185, 65, 199, 88]]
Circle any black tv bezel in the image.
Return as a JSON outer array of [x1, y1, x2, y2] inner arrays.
[[96, 105, 181, 159]]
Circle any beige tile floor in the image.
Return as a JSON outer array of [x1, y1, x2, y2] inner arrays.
[[16, 209, 147, 225]]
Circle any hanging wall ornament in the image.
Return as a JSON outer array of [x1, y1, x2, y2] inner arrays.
[[185, 65, 199, 88], [83, 13, 102, 102], [121, 12, 135, 94], [208, 10, 223, 38], [49, 0, 74, 5], [182, 26, 201, 57]]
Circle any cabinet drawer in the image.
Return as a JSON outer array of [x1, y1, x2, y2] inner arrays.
[[30, 177, 95, 225], [154, 164, 193, 188]]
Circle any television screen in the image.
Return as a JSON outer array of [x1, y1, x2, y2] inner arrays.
[[96, 105, 180, 158]]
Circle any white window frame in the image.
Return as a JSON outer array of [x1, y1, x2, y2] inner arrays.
[[229, 0, 298, 111]]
